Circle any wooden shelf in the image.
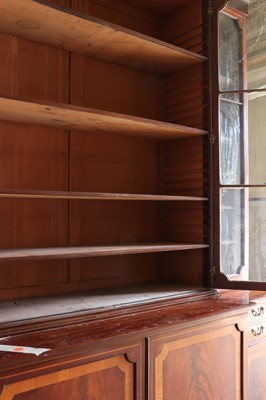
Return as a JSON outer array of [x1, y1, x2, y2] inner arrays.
[[0, 96, 208, 140], [0, 243, 209, 262], [0, 189, 208, 202], [0, 0, 207, 75]]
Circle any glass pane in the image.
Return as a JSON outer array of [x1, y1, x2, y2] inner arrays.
[[220, 188, 266, 282], [220, 91, 266, 185], [219, 0, 266, 91], [219, 12, 243, 91], [220, 188, 244, 276], [219, 94, 244, 184], [248, 91, 266, 184]]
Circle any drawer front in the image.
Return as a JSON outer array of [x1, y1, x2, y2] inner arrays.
[[249, 322, 266, 343], [249, 304, 266, 325]]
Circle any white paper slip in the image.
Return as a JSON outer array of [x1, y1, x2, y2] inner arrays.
[[0, 344, 50, 356]]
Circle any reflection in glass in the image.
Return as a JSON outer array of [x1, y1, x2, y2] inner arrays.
[[246, 0, 266, 90], [221, 188, 266, 282], [219, 11, 243, 92], [248, 92, 266, 185], [219, 91, 266, 185], [218, 1, 266, 284], [219, 0, 266, 91], [219, 94, 244, 184], [220, 189, 243, 276]]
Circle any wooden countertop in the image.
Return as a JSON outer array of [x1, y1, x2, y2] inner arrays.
[[217, 289, 266, 303], [0, 289, 260, 376]]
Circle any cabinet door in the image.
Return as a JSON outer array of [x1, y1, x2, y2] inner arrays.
[[150, 319, 245, 400], [249, 342, 266, 400], [0, 342, 143, 400]]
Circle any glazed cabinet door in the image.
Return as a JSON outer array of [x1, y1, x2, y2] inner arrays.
[[0, 341, 143, 400], [149, 317, 246, 400]]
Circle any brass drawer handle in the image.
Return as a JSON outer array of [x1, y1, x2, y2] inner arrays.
[[251, 306, 264, 317], [251, 326, 264, 337]]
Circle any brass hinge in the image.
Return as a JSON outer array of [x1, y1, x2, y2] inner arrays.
[[210, 134, 216, 144], [208, 5, 214, 15]]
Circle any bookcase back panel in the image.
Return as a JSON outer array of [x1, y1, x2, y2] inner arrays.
[[159, 249, 207, 286], [72, 0, 158, 36], [0, 122, 69, 190], [53, 0, 71, 6], [68, 128, 159, 289], [102, 0, 195, 17], [0, 33, 69, 102], [159, 0, 203, 53], [69, 253, 158, 290], [71, 55, 162, 120], [0, 198, 68, 248], [0, 260, 69, 291], [70, 131, 158, 193], [69, 201, 158, 245], [0, 122, 69, 297]]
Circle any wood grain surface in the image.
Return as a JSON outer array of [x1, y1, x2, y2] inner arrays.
[[0, 96, 208, 140], [0, 0, 206, 74], [0, 243, 209, 262]]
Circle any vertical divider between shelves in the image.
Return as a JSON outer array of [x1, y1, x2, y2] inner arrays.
[[68, 46, 72, 284]]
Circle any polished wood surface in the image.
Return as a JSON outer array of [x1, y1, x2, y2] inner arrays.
[[150, 322, 243, 400], [0, 289, 252, 400], [0, 342, 143, 400], [0, 291, 250, 373], [1, 357, 134, 400], [0, 284, 211, 325]]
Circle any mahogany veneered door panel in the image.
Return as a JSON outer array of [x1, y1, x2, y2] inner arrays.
[[150, 318, 245, 400], [0, 342, 143, 400]]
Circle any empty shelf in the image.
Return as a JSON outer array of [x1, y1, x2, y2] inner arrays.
[[0, 189, 208, 202], [0, 243, 209, 262], [0, 96, 208, 139], [0, 0, 207, 74]]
